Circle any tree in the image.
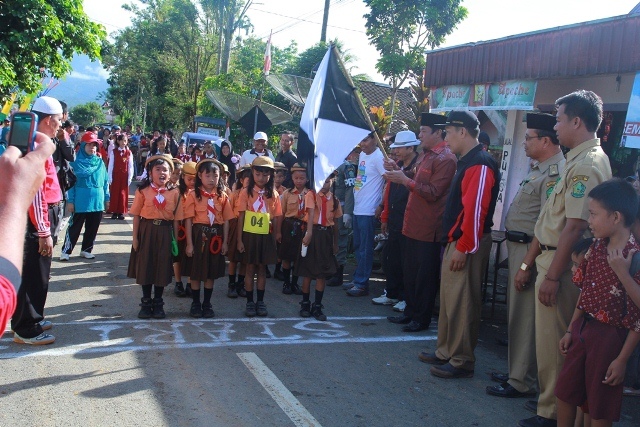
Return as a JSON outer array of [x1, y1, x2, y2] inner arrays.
[[214, 0, 254, 74], [363, 0, 467, 123], [71, 102, 106, 126], [0, 0, 106, 101]]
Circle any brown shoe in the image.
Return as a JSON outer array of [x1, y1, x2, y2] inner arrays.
[[418, 351, 448, 365], [430, 363, 474, 379]]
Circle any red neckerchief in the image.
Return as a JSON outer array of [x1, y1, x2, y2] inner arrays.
[[150, 183, 167, 210], [318, 190, 330, 226], [251, 186, 267, 213], [201, 187, 217, 225]]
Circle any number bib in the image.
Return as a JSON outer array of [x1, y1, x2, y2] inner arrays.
[[243, 211, 270, 234]]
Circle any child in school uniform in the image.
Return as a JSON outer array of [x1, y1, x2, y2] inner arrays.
[[184, 159, 234, 318], [556, 179, 640, 427], [279, 163, 311, 295], [226, 165, 251, 298], [173, 161, 197, 297], [295, 173, 342, 321], [168, 158, 184, 190], [127, 154, 183, 319], [236, 157, 282, 317], [107, 133, 134, 220]]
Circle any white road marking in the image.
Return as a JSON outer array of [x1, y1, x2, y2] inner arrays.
[[238, 352, 322, 427]]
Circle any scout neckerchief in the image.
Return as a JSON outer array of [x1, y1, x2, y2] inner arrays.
[[252, 186, 267, 213], [293, 188, 306, 218], [150, 183, 167, 210], [201, 188, 217, 225], [318, 191, 330, 226]]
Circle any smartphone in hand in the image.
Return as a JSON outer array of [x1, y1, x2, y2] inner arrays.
[[7, 112, 38, 156]]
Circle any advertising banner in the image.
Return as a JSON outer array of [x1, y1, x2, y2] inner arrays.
[[621, 72, 640, 149], [429, 85, 471, 112], [430, 80, 537, 112]]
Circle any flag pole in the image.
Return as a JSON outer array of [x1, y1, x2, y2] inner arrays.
[[330, 44, 388, 160]]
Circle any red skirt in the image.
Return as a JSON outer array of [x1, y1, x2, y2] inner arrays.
[[294, 225, 337, 279], [189, 223, 226, 282], [109, 170, 129, 214]]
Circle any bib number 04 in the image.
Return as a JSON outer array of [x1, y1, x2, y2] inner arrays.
[[243, 211, 270, 235]]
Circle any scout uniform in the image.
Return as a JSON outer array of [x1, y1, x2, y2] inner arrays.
[[173, 161, 196, 297], [278, 169, 310, 263], [183, 161, 234, 283], [329, 156, 357, 286], [127, 155, 183, 287], [500, 114, 566, 396], [294, 189, 343, 279], [532, 138, 611, 420]]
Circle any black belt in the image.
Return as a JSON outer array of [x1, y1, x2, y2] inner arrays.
[[505, 230, 532, 244], [142, 218, 172, 226], [539, 244, 557, 251], [313, 225, 331, 231], [284, 217, 304, 223], [196, 224, 221, 235]]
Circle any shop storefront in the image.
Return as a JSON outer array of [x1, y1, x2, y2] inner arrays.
[[425, 10, 640, 228]]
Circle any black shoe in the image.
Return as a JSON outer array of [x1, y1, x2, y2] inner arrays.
[[265, 266, 272, 278], [174, 282, 185, 297], [311, 303, 327, 321], [190, 301, 203, 318], [245, 301, 257, 317], [418, 351, 448, 365], [402, 320, 429, 332], [299, 300, 311, 317], [327, 265, 344, 287], [236, 282, 246, 298], [152, 297, 165, 319], [524, 400, 538, 414], [291, 283, 302, 295], [185, 286, 192, 297], [518, 416, 556, 427], [387, 315, 412, 324], [491, 372, 509, 383], [117, 214, 125, 220], [227, 284, 238, 298], [430, 363, 474, 379], [111, 213, 117, 220], [202, 303, 215, 318], [138, 297, 153, 319], [256, 301, 268, 317], [282, 282, 293, 295], [486, 382, 537, 398]]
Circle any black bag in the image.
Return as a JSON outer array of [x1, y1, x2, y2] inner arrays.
[[54, 140, 77, 191]]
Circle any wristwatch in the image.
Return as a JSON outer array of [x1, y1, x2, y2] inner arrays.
[[520, 262, 530, 272]]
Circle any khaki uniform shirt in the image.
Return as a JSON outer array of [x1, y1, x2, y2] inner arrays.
[[505, 151, 566, 236], [534, 139, 611, 247]]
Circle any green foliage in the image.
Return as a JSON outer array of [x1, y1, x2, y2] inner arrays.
[[0, 0, 106, 101], [404, 71, 430, 134], [70, 101, 106, 126], [363, 0, 467, 97]]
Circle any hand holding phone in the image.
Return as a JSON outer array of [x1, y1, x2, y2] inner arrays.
[[7, 112, 38, 156]]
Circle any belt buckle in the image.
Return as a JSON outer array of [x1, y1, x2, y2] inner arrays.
[[153, 219, 162, 226]]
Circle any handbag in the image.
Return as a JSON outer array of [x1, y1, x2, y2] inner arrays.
[[55, 140, 77, 191]]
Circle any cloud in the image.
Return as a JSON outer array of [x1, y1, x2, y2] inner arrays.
[[68, 71, 100, 81], [67, 62, 109, 81]]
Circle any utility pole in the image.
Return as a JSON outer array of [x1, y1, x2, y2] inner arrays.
[[320, 0, 330, 42]]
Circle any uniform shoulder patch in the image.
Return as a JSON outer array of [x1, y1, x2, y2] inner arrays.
[[571, 178, 588, 198], [546, 177, 561, 198]]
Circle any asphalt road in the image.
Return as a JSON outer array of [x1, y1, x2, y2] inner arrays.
[[1, 205, 639, 426]]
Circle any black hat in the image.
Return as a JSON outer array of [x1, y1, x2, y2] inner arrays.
[[421, 112, 447, 128], [434, 110, 480, 130], [526, 113, 556, 133]]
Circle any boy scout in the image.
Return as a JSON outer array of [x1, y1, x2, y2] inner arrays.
[[517, 91, 612, 427], [486, 113, 565, 399]]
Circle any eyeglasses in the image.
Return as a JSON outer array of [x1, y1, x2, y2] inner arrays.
[[524, 135, 543, 142]]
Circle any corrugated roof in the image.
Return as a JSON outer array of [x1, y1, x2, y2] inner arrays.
[[425, 13, 640, 87], [355, 80, 415, 133]]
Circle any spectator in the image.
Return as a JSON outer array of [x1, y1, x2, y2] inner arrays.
[[275, 132, 298, 188], [218, 140, 238, 187], [478, 131, 490, 151], [108, 133, 134, 220], [239, 131, 275, 167]]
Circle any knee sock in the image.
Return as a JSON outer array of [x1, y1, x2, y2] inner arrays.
[[237, 275, 245, 285], [142, 284, 152, 299], [282, 268, 291, 283], [246, 289, 254, 303], [154, 286, 164, 299], [292, 275, 299, 286], [228, 274, 236, 285], [192, 287, 201, 304], [314, 289, 324, 305], [257, 289, 265, 302], [302, 292, 310, 302], [203, 288, 213, 305], [275, 262, 282, 272]]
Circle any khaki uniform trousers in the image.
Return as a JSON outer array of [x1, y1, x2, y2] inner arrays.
[[436, 233, 492, 371], [534, 250, 579, 420], [506, 240, 538, 393]]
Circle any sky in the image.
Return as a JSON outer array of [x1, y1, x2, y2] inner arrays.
[[82, 0, 640, 84]]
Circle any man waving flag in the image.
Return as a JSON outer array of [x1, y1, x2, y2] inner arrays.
[[297, 45, 372, 191]]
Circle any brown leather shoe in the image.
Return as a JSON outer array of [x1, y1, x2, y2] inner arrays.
[[430, 363, 474, 379], [418, 351, 448, 365]]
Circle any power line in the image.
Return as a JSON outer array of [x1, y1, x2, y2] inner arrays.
[[252, 7, 365, 37]]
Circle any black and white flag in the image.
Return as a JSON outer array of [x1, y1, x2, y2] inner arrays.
[[297, 45, 372, 192]]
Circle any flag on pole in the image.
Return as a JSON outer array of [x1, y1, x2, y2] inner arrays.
[[297, 46, 372, 192], [263, 31, 272, 76]]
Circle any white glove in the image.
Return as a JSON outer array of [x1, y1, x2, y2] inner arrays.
[[343, 214, 352, 229]]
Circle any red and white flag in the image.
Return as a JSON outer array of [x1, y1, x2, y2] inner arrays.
[[264, 31, 272, 76]]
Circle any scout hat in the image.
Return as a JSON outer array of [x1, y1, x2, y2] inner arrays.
[[252, 156, 274, 169], [434, 110, 480, 130], [290, 162, 306, 172], [526, 113, 556, 133], [182, 161, 197, 176], [172, 158, 184, 167], [237, 164, 252, 175], [31, 96, 63, 115], [274, 161, 288, 171], [421, 112, 447, 128], [196, 158, 224, 172], [145, 154, 174, 172], [389, 130, 419, 148]]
